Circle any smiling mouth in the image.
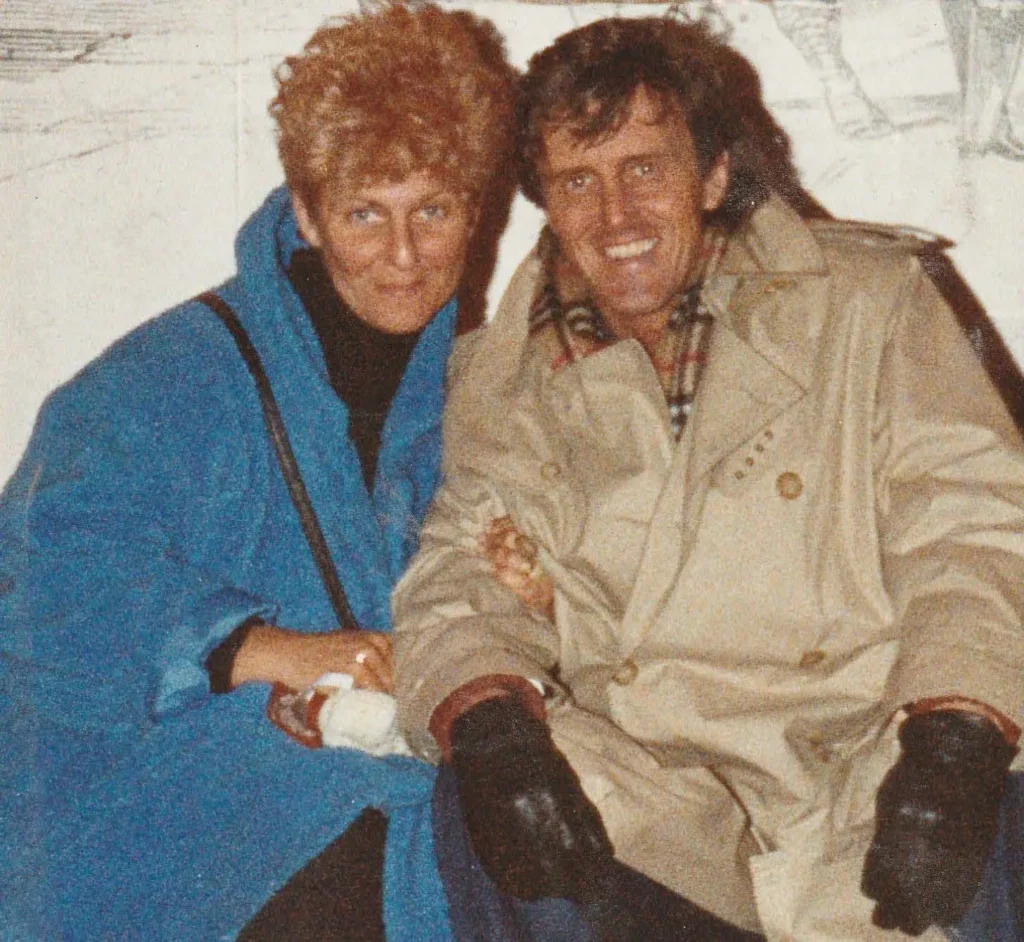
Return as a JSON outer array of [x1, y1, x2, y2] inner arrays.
[[604, 238, 658, 260]]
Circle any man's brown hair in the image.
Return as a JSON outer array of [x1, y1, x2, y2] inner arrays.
[[518, 15, 810, 228]]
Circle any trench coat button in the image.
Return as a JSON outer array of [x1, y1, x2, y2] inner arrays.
[[776, 471, 803, 500], [763, 277, 794, 295], [799, 649, 826, 669], [540, 462, 561, 482], [612, 658, 639, 686]]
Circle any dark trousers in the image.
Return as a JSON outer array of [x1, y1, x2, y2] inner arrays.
[[235, 772, 1024, 942], [431, 763, 765, 942], [237, 807, 386, 942], [236, 791, 761, 942]]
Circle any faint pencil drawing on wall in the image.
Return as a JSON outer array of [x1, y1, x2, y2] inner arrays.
[[941, 0, 1024, 158]]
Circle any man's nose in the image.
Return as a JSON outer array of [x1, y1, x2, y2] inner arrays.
[[600, 181, 629, 229]]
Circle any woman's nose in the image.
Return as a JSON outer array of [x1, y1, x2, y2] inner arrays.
[[388, 220, 418, 269]]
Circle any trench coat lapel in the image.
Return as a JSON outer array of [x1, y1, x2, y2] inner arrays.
[[686, 268, 833, 483], [619, 198, 831, 651]]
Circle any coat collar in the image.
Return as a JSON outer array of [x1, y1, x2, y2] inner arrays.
[[715, 193, 828, 279], [705, 194, 831, 389], [684, 195, 832, 482]]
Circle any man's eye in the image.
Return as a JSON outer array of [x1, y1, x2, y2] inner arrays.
[[565, 173, 591, 193], [631, 162, 656, 179]]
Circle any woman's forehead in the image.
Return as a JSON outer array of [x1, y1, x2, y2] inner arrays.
[[319, 168, 466, 209]]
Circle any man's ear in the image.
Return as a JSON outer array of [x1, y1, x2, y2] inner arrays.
[[290, 190, 322, 249], [701, 152, 730, 214]]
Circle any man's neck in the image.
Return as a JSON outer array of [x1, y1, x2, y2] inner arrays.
[[603, 309, 673, 361]]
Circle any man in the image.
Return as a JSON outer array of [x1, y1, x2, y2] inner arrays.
[[394, 16, 1024, 942]]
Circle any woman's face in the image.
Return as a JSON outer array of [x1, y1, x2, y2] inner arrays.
[[293, 170, 476, 334]]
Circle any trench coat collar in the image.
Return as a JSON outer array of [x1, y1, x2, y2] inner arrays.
[[714, 193, 829, 280], [705, 191, 832, 390]]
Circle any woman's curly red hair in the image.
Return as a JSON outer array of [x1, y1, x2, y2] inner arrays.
[[270, 2, 518, 209]]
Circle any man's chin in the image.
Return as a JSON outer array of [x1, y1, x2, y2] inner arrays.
[[592, 287, 673, 329]]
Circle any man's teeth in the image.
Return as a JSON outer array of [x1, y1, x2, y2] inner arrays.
[[605, 238, 657, 260]]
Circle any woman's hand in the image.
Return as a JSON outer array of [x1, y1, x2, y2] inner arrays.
[[230, 624, 393, 693]]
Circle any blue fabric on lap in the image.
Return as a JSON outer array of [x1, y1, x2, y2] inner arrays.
[[950, 770, 1024, 942]]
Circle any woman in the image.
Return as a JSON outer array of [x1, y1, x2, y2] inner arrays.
[[0, 5, 517, 940]]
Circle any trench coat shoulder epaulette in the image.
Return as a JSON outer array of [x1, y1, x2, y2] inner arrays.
[[805, 217, 954, 255]]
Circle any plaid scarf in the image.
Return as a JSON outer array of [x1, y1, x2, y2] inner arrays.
[[528, 231, 721, 440]]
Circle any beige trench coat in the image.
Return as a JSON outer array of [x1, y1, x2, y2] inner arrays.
[[394, 195, 1024, 941]]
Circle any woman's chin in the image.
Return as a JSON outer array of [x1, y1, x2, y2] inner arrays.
[[354, 296, 443, 335]]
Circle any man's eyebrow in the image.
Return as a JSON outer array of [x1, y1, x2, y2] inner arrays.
[[625, 148, 674, 162], [548, 163, 591, 179]]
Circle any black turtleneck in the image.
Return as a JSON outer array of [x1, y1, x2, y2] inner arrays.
[[287, 248, 424, 489]]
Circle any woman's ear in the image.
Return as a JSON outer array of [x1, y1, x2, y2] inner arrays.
[[290, 190, 322, 249], [701, 152, 731, 214], [461, 191, 481, 238]]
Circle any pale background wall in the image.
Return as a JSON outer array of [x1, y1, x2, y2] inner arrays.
[[2, 0, 1023, 487]]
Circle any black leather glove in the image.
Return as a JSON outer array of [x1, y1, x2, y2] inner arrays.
[[862, 710, 1016, 936], [449, 695, 613, 902]]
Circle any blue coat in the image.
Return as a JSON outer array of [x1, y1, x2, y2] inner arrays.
[[0, 188, 457, 941]]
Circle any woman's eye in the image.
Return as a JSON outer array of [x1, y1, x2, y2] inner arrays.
[[631, 162, 655, 179], [418, 204, 447, 221], [349, 207, 381, 224]]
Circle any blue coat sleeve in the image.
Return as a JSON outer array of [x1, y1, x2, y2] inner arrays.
[[0, 309, 279, 729]]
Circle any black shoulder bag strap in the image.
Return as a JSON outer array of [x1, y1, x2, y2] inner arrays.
[[197, 290, 360, 633]]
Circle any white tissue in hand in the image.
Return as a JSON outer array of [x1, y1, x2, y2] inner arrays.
[[312, 673, 411, 756]]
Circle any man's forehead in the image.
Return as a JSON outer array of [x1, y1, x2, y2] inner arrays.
[[540, 94, 692, 170]]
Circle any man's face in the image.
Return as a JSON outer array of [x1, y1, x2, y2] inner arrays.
[[292, 169, 475, 335], [539, 87, 728, 342]]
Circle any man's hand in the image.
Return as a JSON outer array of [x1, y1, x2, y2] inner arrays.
[[230, 624, 392, 693], [449, 695, 612, 902], [861, 710, 1016, 935]]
